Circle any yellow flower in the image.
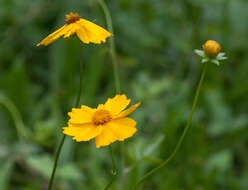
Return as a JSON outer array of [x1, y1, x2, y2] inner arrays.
[[63, 94, 140, 148], [203, 40, 221, 57], [37, 12, 111, 46]]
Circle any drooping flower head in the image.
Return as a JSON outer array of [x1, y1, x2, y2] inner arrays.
[[195, 40, 227, 66], [63, 95, 140, 148], [37, 12, 112, 46]]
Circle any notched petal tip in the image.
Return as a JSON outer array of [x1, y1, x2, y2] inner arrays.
[[115, 102, 141, 118]]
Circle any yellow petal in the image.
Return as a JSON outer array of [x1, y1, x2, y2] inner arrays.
[[68, 106, 93, 124], [36, 25, 71, 46], [106, 117, 137, 141], [114, 102, 141, 119], [63, 23, 78, 38], [76, 26, 91, 44], [81, 105, 96, 114], [103, 94, 131, 115], [95, 125, 117, 148], [63, 124, 102, 141], [76, 19, 111, 44], [97, 104, 105, 110], [95, 117, 137, 148]]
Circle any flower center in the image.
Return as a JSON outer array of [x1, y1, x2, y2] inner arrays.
[[92, 109, 112, 125], [66, 13, 80, 24]]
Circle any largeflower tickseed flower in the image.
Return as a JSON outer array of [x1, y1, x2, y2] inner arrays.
[[63, 95, 140, 148], [195, 40, 227, 66], [37, 12, 112, 46]]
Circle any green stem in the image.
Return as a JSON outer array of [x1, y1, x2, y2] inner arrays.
[[131, 62, 208, 190], [98, 1, 122, 189], [47, 135, 66, 190], [109, 145, 117, 175], [47, 45, 83, 190], [75, 45, 84, 107], [98, 0, 121, 94], [104, 145, 117, 190], [98, 0, 122, 190]]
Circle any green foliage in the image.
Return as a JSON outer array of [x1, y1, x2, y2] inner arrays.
[[1, 0, 248, 189]]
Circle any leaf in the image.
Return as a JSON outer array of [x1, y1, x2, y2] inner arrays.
[[57, 163, 84, 180], [205, 150, 232, 173], [0, 160, 14, 190], [26, 154, 84, 180], [142, 134, 165, 157], [26, 154, 53, 179]]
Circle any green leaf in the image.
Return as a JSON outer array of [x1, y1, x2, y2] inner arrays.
[[205, 150, 232, 173], [142, 134, 165, 157], [26, 154, 84, 180], [0, 160, 14, 190]]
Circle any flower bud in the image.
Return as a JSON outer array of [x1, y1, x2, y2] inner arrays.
[[203, 40, 221, 57]]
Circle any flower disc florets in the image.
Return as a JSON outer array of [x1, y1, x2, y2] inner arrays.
[[66, 12, 81, 24], [194, 40, 227, 66], [92, 109, 112, 125]]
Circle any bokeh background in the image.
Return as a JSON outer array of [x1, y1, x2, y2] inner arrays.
[[1, 0, 248, 189]]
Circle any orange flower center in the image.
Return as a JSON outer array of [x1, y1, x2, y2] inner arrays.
[[92, 109, 112, 125], [66, 13, 80, 24]]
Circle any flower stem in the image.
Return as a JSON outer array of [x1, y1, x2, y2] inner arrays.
[[97, 0, 121, 94], [98, 1, 122, 189], [131, 62, 208, 190], [104, 145, 117, 190], [47, 44, 83, 190], [47, 134, 66, 190], [75, 45, 84, 107]]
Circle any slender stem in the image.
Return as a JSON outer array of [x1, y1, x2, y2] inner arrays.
[[104, 145, 117, 190], [131, 62, 208, 190], [47, 135, 66, 190], [98, 1, 122, 189], [47, 44, 84, 190], [75, 45, 84, 107], [98, 0, 121, 94], [109, 145, 117, 175]]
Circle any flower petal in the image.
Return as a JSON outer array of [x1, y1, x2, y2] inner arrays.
[[103, 94, 131, 115], [63, 124, 102, 141], [68, 106, 93, 124], [76, 27, 90, 44], [95, 117, 137, 148], [114, 102, 141, 119], [63, 23, 78, 38], [37, 25, 71, 46], [95, 126, 117, 148], [77, 19, 111, 44], [107, 117, 137, 141], [81, 105, 96, 114]]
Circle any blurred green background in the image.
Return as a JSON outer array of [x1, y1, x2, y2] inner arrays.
[[1, 0, 248, 189]]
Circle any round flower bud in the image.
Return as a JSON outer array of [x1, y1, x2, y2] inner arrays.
[[204, 40, 221, 57]]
